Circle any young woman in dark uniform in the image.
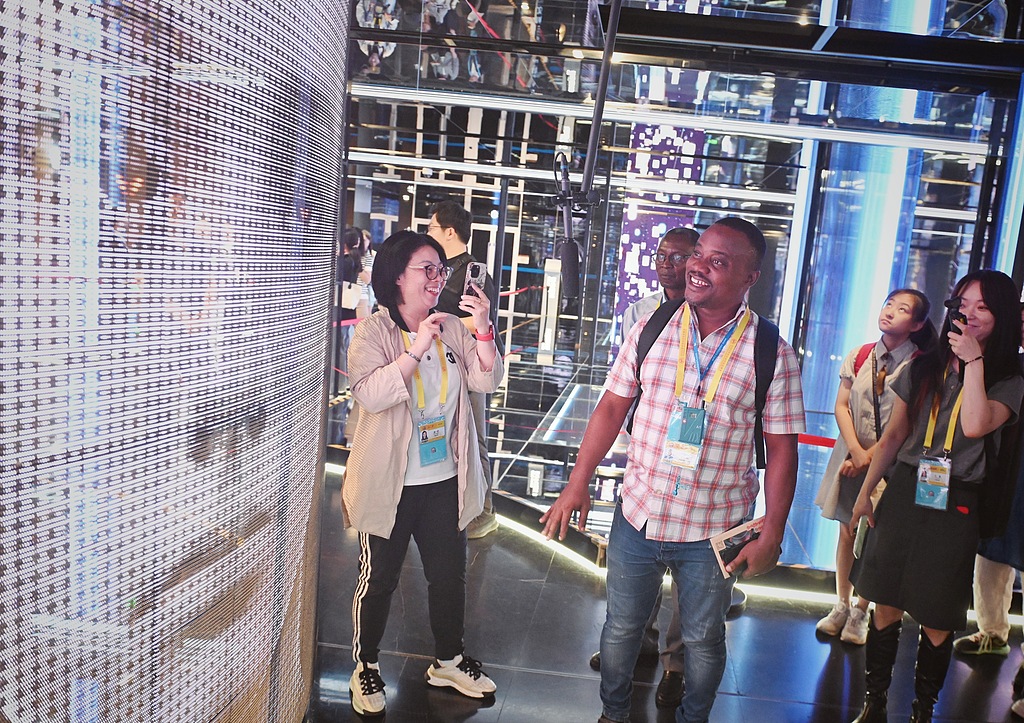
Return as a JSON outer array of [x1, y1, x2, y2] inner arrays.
[[848, 270, 1024, 723]]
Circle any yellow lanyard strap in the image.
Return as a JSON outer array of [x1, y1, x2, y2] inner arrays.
[[675, 304, 751, 405], [923, 370, 964, 455], [401, 332, 447, 410]]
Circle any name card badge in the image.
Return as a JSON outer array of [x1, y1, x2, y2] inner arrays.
[[662, 405, 706, 469], [915, 455, 950, 510], [418, 415, 448, 466]]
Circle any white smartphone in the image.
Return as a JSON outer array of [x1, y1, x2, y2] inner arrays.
[[464, 261, 487, 296]]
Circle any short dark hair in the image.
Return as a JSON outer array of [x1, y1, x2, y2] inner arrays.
[[661, 227, 699, 246], [372, 230, 447, 310], [709, 217, 767, 270], [430, 200, 472, 244], [343, 227, 363, 250]]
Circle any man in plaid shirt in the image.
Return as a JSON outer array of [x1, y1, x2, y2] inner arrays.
[[541, 217, 805, 723]]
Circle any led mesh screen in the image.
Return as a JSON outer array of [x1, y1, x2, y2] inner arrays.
[[1, 0, 344, 720]]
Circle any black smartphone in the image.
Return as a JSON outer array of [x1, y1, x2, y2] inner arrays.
[[944, 297, 966, 334], [464, 262, 487, 297]]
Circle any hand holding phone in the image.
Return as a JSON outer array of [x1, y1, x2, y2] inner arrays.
[[944, 297, 967, 334], [464, 262, 487, 297], [853, 516, 869, 559]]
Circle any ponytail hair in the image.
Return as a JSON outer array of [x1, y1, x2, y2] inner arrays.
[[885, 288, 937, 353]]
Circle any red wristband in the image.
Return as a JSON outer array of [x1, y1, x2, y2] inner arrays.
[[474, 325, 494, 341]]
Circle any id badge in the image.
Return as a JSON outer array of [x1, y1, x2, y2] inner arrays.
[[915, 456, 950, 510], [662, 405, 705, 469], [418, 415, 448, 466]]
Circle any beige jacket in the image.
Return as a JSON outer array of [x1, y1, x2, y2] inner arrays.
[[341, 309, 503, 538]]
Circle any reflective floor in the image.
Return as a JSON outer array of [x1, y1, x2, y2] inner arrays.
[[487, 368, 851, 569], [312, 475, 1024, 722]]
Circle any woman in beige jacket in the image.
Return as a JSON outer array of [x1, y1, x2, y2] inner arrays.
[[343, 230, 503, 717]]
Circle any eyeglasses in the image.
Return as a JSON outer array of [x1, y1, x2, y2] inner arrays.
[[409, 263, 452, 280], [654, 252, 690, 266], [427, 223, 445, 232]]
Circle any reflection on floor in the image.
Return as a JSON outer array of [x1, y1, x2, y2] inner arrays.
[[312, 476, 1024, 722], [488, 374, 848, 570]]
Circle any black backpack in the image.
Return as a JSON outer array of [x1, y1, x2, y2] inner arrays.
[[626, 297, 780, 470]]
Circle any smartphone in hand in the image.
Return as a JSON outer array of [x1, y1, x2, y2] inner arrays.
[[464, 262, 487, 297], [944, 297, 967, 334], [853, 516, 869, 559]]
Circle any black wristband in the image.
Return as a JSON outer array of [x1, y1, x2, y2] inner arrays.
[[965, 355, 983, 365]]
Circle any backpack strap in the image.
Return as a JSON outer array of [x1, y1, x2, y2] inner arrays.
[[626, 296, 685, 434], [626, 301, 781, 472], [853, 342, 874, 376], [753, 315, 780, 470]]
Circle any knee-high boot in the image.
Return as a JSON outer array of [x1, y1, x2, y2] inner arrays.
[[851, 617, 902, 723], [909, 632, 953, 723]]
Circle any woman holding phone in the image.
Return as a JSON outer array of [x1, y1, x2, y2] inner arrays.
[[343, 230, 502, 717], [848, 270, 1024, 723]]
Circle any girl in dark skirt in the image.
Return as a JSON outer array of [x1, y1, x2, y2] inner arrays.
[[849, 270, 1024, 723]]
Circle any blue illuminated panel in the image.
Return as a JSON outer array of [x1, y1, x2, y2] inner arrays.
[[0, 1, 343, 720]]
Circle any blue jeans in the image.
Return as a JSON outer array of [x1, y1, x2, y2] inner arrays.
[[600, 504, 736, 723]]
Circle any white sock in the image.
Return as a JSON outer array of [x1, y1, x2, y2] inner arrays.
[[436, 654, 462, 668]]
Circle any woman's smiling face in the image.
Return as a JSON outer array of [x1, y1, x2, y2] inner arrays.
[[957, 281, 995, 345], [396, 246, 446, 310]]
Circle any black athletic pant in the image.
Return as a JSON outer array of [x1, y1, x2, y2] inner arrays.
[[352, 475, 467, 664]]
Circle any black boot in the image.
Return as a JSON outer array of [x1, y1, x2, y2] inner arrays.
[[909, 632, 953, 723], [852, 617, 902, 723]]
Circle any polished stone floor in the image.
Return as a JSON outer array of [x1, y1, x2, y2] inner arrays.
[[312, 476, 1024, 722]]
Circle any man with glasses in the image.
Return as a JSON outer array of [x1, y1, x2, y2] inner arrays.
[[427, 200, 502, 539], [589, 226, 697, 710], [622, 227, 698, 333]]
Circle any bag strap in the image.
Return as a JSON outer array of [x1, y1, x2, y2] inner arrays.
[[753, 315, 779, 470], [626, 300, 779, 471], [853, 342, 874, 376], [626, 297, 685, 434]]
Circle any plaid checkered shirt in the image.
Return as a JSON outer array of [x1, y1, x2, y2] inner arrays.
[[605, 302, 805, 542]]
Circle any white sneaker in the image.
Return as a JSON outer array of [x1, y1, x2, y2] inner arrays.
[[350, 662, 386, 716], [425, 653, 497, 698], [816, 602, 849, 636], [841, 607, 869, 645], [1011, 697, 1024, 719]]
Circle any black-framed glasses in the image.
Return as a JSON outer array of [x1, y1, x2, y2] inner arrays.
[[409, 263, 453, 280], [654, 252, 690, 266]]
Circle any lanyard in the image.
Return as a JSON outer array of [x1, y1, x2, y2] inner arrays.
[[675, 303, 751, 406], [922, 369, 964, 456], [401, 332, 447, 411]]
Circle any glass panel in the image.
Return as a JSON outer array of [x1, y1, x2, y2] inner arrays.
[[342, 20, 1011, 569]]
